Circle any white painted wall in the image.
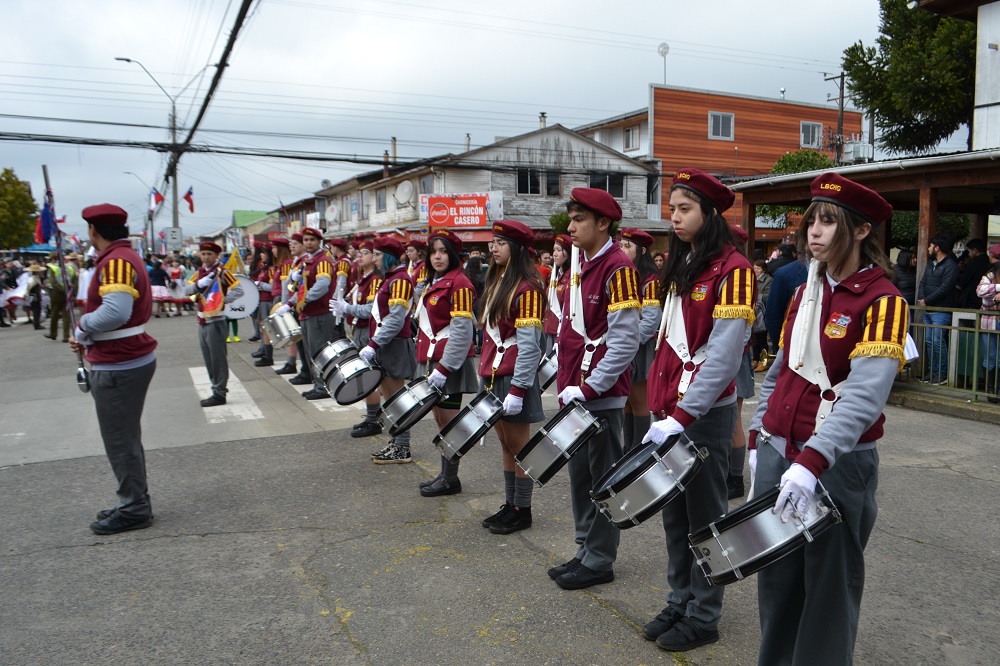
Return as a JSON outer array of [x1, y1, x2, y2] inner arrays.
[[973, 2, 1000, 150]]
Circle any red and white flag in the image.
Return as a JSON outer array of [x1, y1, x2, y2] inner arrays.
[[183, 187, 195, 213], [150, 188, 165, 212]]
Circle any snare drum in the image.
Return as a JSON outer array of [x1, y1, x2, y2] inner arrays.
[[590, 433, 707, 529], [263, 311, 302, 349], [380, 378, 444, 436], [433, 390, 503, 462], [515, 401, 606, 487], [537, 349, 558, 391], [313, 338, 358, 376], [225, 275, 260, 320], [325, 355, 385, 405], [688, 483, 842, 586]]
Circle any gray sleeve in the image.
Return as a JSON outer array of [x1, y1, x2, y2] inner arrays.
[[676, 317, 750, 420], [749, 348, 784, 432], [305, 275, 330, 303], [512, 323, 543, 389], [371, 303, 408, 346], [334, 274, 347, 300], [638, 303, 661, 345], [344, 300, 373, 319], [439, 316, 473, 372], [584, 306, 640, 396], [223, 284, 244, 304], [79, 291, 133, 332], [804, 356, 898, 469], [258, 278, 271, 291], [184, 280, 198, 296]]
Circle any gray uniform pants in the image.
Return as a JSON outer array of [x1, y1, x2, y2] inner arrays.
[[302, 312, 335, 391], [755, 443, 878, 666], [91, 359, 156, 520], [661, 401, 736, 631], [567, 407, 624, 571], [198, 319, 228, 397]]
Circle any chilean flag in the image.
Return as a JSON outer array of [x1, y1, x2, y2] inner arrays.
[[202, 276, 225, 317], [183, 187, 195, 213], [150, 188, 165, 212]]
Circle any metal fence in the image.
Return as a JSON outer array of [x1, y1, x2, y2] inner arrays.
[[903, 305, 1000, 403]]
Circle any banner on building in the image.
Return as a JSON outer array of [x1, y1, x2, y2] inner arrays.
[[419, 192, 503, 228]]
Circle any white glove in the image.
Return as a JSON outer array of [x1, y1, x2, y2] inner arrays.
[[642, 416, 684, 445], [774, 463, 818, 523], [502, 393, 523, 416], [359, 345, 376, 363], [330, 298, 347, 317], [427, 369, 447, 389], [748, 449, 758, 483], [276, 303, 292, 316], [197, 275, 214, 288], [558, 386, 585, 405], [290, 269, 302, 282], [73, 326, 93, 347]]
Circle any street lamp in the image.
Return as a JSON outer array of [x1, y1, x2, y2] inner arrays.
[[115, 57, 214, 229], [658, 43, 669, 85]]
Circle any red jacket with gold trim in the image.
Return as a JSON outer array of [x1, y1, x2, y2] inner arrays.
[[416, 267, 476, 364], [84, 240, 157, 363]]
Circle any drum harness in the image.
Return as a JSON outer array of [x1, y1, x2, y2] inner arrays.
[[416, 278, 451, 362], [654, 287, 708, 400], [568, 245, 606, 386], [371, 274, 411, 341]]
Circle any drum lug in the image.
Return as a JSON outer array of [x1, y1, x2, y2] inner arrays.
[[696, 446, 709, 461]]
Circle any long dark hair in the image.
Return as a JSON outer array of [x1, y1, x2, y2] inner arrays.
[[629, 242, 658, 286], [481, 240, 544, 327], [661, 186, 734, 296], [424, 237, 461, 287]]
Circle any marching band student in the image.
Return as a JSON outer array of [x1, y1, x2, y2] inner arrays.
[[335, 235, 416, 463], [406, 239, 429, 304], [276, 227, 335, 400], [337, 239, 385, 438], [619, 227, 660, 453], [550, 189, 640, 590], [748, 174, 904, 665], [185, 241, 244, 407], [412, 229, 480, 497], [251, 243, 276, 367], [326, 237, 352, 341], [269, 238, 298, 376], [641, 169, 755, 651], [542, 234, 572, 356], [477, 220, 546, 535], [281, 234, 311, 385]]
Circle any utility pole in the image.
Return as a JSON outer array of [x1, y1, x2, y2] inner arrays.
[[825, 72, 846, 164]]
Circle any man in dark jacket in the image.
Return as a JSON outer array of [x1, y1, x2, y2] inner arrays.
[[918, 233, 960, 384], [765, 244, 796, 276], [957, 238, 991, 309]]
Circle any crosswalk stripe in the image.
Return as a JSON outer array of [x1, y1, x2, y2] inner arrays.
[[188, 367, 265, 423], [284, 379, 366, 413]]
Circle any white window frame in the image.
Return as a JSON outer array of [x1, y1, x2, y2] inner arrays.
[[800, 121, 823, 149], [418, 174, 434, 195], [708, 111, 734, 141], [375, 188, 387, 213], [623, 125, 640, 151]]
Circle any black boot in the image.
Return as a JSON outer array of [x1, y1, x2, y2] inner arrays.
[[988, 370, 1000, 404], [254, 345, 273, 367], [421, 456, 462, 496], [275, 360, 297, 375]]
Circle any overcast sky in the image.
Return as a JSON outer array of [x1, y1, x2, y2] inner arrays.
[[2, 0, 911, 240]]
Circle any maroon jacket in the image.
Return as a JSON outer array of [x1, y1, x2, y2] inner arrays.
[[84, 239, 157, 364]]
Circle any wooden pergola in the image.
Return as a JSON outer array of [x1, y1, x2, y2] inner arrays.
[[730, 149, 1000, 278]]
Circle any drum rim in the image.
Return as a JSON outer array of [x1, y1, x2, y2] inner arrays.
[[591, 434, 693, 501], [330, 357, 385, 405], [516, 402, 604, 486]]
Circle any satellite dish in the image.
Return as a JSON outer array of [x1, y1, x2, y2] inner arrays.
[[325, 203, 339, 221], [395, 180, 414, 202], [320, 179, 332, 189]]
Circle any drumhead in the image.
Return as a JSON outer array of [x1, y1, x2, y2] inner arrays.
[[689, 486, 780, 545], [433, 390, 502, 461], [226, 275, 260, 320], [516, 402, 605, 486], [591, 435, 682, 500], [332, 357, 384, 405], [383, 378, 443, 436]]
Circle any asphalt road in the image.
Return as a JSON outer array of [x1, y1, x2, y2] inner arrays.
[[1, 312, 997, 665]]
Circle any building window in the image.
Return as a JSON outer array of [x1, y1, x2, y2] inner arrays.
[[357, 192, 367, 220], [545, 171, 560, 196], [800, 121, 823, 149], [516, 168, 541, 195], [708, 111, 734, 141], [375, 188, 387, 213], [624, 125, 640, 151], [589, 173, 625, 199], [418, 174, 434, 194]]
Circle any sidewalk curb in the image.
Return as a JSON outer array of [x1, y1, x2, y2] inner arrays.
[[888, 385, 1000, 426]]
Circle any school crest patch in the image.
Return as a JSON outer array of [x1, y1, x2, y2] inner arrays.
[[824, 312, 851, 339], [691, 284, 709, 301], [429, 296, 439, 305]]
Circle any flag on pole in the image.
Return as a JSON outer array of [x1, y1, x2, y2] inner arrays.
[[224, 245, 247, 275], [70, 234, 81, 252], [183, 187, 195, 213], [150, 188, 165, 212], [35, 198, 58, 244]]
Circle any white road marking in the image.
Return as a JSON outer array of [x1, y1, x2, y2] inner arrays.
[[188, 367, 265, 423], [285, 378, 367, 413]]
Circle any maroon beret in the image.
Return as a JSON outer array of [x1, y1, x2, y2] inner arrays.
[[570, 188, 623, 222], [327, 237, 347, 250], [810, 172, 893, 225], [429, 228, 463, 254], [553, 234, 573, 251], [374, 235, 405, 258], [491, 219, 535, 248], [621, 227, 653, 248], [729, 224, 749, 245], [406, 238, 426, 251], [270, 237, 289, 248], [357, 239, 374, 252], [199, 241, 222, 254], [989, 243, 1000, 258], [672, 168, 735, 213], [301, 227, 323, 240], [82, 203, 128, 226], [290, 233, 304, 243]]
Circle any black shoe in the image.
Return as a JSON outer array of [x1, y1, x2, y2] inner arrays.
[[288, 374, 311, 385], [248, 335, 261, 342], [275, 362, 297, 375], [655, 618, 719, 652], [547, 557, 582, 580], [481, 503, 512, 528], [251, 349, 265, 358], [555, 562, 614, 590], [419, 471, 443, 489], [254, 355, 274, 367], [0, 322, 10, 328], [372, 445, 412, 464], [302, 388, 330, 400], [420, 477, 462, 497], [353, 420, 383, 438], [90, 512, 154, 535], [727, 473, 745, 500], [200, 394, 226, 407], [489, 505, 532, 534], [44, 333, 56, 340], [96, 508, 116, 521], [642, 606, 684, 641]]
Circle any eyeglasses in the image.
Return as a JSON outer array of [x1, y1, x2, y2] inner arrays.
[[359, 249, 372, 256]]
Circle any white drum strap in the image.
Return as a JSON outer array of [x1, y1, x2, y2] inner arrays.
[[418, 297, 450, 360], [486, 322, 518, 380], [371, 290, 383, 327], [656, 288, 708, 397], [568, 245, 606, 378]]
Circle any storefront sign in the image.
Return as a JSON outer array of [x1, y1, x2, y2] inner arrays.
[[419, 192, 503, 228]]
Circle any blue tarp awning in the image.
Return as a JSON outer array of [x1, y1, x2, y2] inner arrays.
[[18, 243, 57, 253]]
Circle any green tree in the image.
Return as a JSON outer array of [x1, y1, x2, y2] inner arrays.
[[549, 210, 569, 235], [0, 168, 38, 248], [842, 0, 975, 154], [757, 150, 836, 222], [888, 210, 970, 250]]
